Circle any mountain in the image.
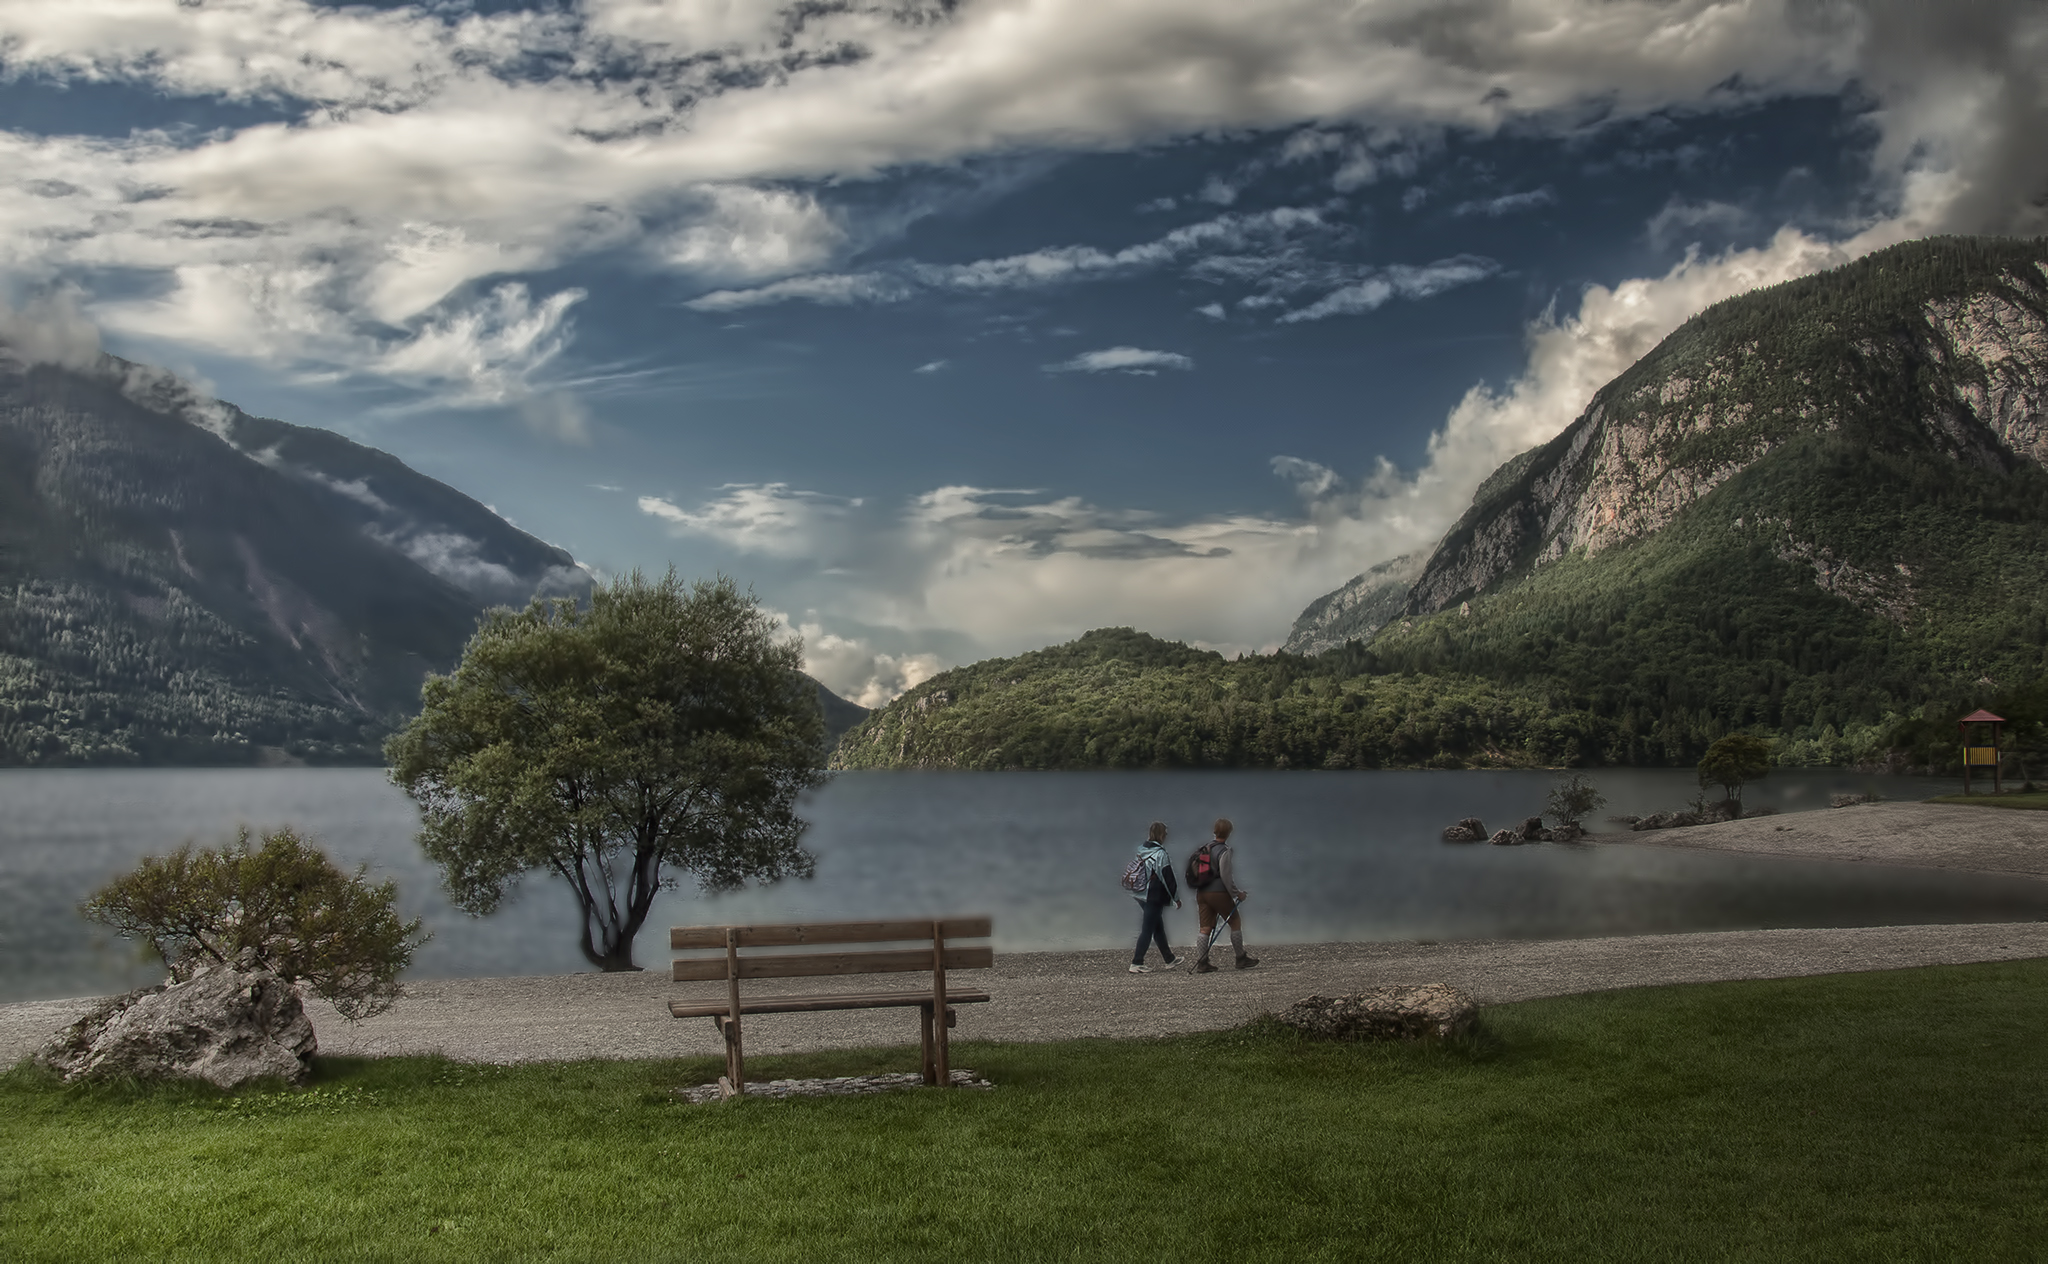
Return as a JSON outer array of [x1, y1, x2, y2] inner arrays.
[[1282, 552, 1423, 655], [846, 235, 2048, 771], [0, 350, 590, 765], [1298, 233, 2048, 764]]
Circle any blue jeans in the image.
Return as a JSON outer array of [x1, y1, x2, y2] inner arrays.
[[1132, 900, 1175, 965]]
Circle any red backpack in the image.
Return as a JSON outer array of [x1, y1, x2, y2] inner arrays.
[[1185, 844, 1216, 889]]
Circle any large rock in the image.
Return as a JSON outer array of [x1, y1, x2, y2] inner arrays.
[[1440, 817, 1487, 843], [34, 966, 317, 1088], [1277, 985, 1479, 1042]]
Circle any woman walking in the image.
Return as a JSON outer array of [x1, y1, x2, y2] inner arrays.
[[1129, 821, 1181, 973]]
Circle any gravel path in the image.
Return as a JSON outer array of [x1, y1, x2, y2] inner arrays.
[[1602, 800, 2048, 875], [8, 921, 2048, 1066]]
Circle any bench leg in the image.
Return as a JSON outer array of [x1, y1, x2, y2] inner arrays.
[[714, 1014, 744, 1099]]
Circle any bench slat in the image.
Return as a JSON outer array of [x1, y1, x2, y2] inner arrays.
[[669, 989, 992, 1018], [669, 917, 992, 950], [671, 945, 994, 982]]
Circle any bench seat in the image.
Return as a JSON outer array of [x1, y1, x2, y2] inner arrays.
[[669, 989, 992, 1019]]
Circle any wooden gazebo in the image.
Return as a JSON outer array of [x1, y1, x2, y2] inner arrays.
[[1959, 709, 2005, 794]]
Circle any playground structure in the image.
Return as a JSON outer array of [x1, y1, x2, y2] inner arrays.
[[1959, 709, 2005, 794]]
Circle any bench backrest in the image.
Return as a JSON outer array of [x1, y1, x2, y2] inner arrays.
[[669, 917, 993, 982]]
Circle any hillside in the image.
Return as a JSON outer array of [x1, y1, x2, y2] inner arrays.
[[828, 628, 1607, 771], [0, 349, 590, 765], [845, 236, 2048, 771]]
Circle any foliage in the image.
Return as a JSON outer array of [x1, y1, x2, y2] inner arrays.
[[832, 628, 1619, 771], [1697, 734, 1775, 801], [1544, 774, 1606, 828], [385, 570, 829, 972], [7, 963, 2048, 1259], [78, 826, 424, 1021]]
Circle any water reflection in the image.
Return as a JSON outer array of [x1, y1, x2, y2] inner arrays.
[[2, 766, 2043, 1003]]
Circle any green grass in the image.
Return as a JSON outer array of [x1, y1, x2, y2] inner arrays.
[[7, 961, 2048, 1261], [1924, 791, 2048, 810]]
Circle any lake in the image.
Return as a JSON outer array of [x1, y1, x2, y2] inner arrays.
[[4, 766, 2045, 1003]]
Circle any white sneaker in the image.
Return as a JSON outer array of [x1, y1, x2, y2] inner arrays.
[[1159, 958, 1180, 970], [1127, 964, 1151, 973]]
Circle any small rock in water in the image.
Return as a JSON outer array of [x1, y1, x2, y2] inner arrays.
[[34, 965, 317, 1089], [1277, 985, 1479, 1042], [1488, 829, 1519, 845]]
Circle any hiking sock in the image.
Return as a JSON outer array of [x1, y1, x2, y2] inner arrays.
[[1228, 927, 1245, 956]]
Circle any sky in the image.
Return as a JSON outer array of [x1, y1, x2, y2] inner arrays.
[[2, 1, 2046, 706]]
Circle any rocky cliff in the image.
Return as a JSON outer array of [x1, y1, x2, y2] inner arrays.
[[1282, 552, 1423, 654], [1284, 237, 2048, 646], [1402, 236, 2048, 617]]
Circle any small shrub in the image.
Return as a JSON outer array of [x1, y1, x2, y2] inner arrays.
[[1545, 774, 1605, 829], [80, 827, 426, 1021]]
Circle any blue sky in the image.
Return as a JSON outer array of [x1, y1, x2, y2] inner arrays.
[[3, 1, 2046, 703]]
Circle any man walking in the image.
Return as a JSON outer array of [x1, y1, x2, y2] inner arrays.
[[1191, 818, 1257, 973]]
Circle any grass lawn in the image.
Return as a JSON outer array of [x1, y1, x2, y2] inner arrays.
[[1925, 791, 2048, 810], [6, 960, 2048, 1262]]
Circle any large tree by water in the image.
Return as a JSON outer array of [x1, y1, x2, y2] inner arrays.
[[385, 571, 828, 971]]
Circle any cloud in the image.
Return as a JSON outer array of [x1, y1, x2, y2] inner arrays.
[[640, 484, 862, 558], [913, 359, 948, 374], [1645, 198, 1755, 251], [1272, 455, 1340, 499], [0, 286, 102, 369], [1451, 187, 1556, 218], [1276, 256, 1500, 323], [688, 205, 1340, 309], [1045, 346, 1193, 374], [2, 0, 2044, 409]]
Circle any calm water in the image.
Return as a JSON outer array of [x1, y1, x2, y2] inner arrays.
[[3, 766, 2043, 1003]]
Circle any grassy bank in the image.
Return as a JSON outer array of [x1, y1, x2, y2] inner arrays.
[[6, 961, 2048, 1261]]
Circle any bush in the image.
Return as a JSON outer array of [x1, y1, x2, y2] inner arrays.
[[80, 827, 426, 1021], [1545, 774, 1606, 829]]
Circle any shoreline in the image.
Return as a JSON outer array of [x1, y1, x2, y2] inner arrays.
[[1590, 800, 2048, 877], [8, 921, 2048, 1067]]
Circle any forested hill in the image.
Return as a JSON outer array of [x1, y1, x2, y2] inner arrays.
[[843, 236, 2048, 772], [0, 350, 591, 765]]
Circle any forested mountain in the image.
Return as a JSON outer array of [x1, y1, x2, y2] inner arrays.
[[841, 236, 2048, 771], [0, 349, 590, 765]]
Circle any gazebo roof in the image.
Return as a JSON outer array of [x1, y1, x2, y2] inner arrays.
[[1960, 709, 2006, 723]]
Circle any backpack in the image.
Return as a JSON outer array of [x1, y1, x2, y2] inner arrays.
[[1119, 854, 1151, 896], [1185, 844, 1216, 890]]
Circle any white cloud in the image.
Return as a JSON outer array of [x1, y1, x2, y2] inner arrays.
[[2, 0, 2043, 409], [1451, 187, 1556, 218], [1277, 256, 1500, 323], [685, 272, 914, 312], [1045, 346, 1192, 374], [913, 359, 948, 374], [1195, 302, 1225, 320], [640, 484, 862, 558], [0, 287, 102, 369]]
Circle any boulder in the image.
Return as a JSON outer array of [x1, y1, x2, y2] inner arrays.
[[1549, 822, 1585, 843], [34, 965, 317, 1089], [1632, 810, 1703, 831], [1488, 829, 1519, 845], [1515, 816, 1552, 842], [1277, 985, 1479, 1042], [1440, 817, 1487, 843]]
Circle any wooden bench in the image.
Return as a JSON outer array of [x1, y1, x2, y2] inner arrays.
[[669, 917, 993, 1098]]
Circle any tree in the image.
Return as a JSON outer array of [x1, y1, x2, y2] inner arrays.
[[1545, 773, 1606, 829], [385, 571, 829, 972], [1698, 733, 1774, 804], [81, 826, 424, 1020]]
